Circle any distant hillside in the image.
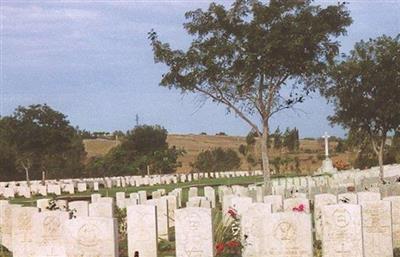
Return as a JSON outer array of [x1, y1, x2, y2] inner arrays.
[[83, 134, 354, 174]]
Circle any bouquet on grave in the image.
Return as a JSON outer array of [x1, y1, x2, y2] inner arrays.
[[214, 208, 243, 257]]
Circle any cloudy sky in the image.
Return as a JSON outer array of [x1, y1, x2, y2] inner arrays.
[[1, 0, 399, 137]]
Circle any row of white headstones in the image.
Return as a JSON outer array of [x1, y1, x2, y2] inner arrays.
[[0, 170, 260, 199], [0, 183, 399, 257]]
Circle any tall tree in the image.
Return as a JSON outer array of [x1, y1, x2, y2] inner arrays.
[[3, 104, 85, 182], [323, 35, 400, 181], [149, 0, 352, 183]]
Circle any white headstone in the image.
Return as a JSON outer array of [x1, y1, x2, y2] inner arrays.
[[314, 194, 337, 240], [321, 204, 363, 257], [361, 200, 393, 257], [69, 201, 89, 217], [260, 212, 313, 256], [166, 195, 178, 228], [32, 211, 70, 256], [11, 207, 38, 257], [64, 217, 118, 257], [175, 207, 214, 257], [146, 198, 169, 241], [263, 195, 283, 212], [241, 203, 272, 257], [357, 191, 381, 204], [89, 202, 114, 218], [127, 205, 158, 257]]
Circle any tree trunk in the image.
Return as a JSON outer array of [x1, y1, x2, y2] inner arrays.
[[261, 122, 271, 184], [42, 170, 46, 185], [378, 138, 385, 182], [24, 168, 30, 187]]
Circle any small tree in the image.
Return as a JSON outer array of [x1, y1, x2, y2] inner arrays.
[[273, 127, 282, 150], [191, 147, 241, 173], [149, 0, 352, 183], [323, 35, 400, 181]]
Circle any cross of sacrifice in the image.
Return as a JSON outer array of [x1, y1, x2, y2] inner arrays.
[[322, 132, 330, 159]]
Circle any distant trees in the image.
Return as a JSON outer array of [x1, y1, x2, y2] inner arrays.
[[272, 127, 300, 152], [323, 35, 400, 180], [86, 125, 185, 177], [191, 147, 241, 173], [0, 104, 86, 182]]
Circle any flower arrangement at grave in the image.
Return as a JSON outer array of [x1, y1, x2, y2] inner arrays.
[[214, 208, 243, 257], [333, 159, 350, 171]]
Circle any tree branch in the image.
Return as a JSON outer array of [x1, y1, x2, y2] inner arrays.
[[193, 84, 261, 135]]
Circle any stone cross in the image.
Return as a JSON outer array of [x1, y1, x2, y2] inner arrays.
[[322, 132, 330, 158]]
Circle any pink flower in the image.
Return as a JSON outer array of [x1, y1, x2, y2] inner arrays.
[[227, 208, 238, 218], [292, 204, 305, 212]]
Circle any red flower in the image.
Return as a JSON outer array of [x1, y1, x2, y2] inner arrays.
[[216, 243, 225, 254], [227, 208, 237, 218], [226, 240, 241, 248], [292, 204, 305, 212]]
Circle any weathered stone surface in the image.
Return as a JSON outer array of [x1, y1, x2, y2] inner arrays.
[[322, 204, 363, 257], [175, 207, 214, 257], [230, 196, 253, 216], [361, 200, 393, 257], [138, 190, 147, 204], [11, 207, 38, 257], [146, 198, 169, 241], [188, 187, 198, 199], [384, 196, 400, 248], [89, 202, 114, 218], [127, 205, 158, 257], [357, 191, 381, 204], [337, 192, 358, 204], [260, 212, 313, 257], [32, 211, 70, 256], [91, 193, 101, 203], [263, 195, 283, 212], [314, 194, 337, 240], [116, 192, 126, 209], [64, 217, 118, 257], [69, 201, 89, 217], [204, 186, 216, 208], [0, 204, 22, 251], [36, 198, 50, 211], [166, 195, 177, 228], [241, 203, 272, 257]]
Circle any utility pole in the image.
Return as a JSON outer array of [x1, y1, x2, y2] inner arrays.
[[135, 114, 139, 127]]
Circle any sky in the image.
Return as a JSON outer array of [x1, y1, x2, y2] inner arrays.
[[1, 0, 399, 138]]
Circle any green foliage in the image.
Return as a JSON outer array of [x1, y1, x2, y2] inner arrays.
[[191, 147, 241, 173], [0, 104, 85, 181], [245, 131, 257, 146], [246, 154, 257, 167], [273, 127, 282, 150], [335, 139, 347, 153], [86, 125, 185, 177], [238, 144, 247, 156], [323, 35, 400, 173], [283, 127, 300, 152]]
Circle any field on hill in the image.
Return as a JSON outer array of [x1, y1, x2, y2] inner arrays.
[[84, 134, 354, 174]]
